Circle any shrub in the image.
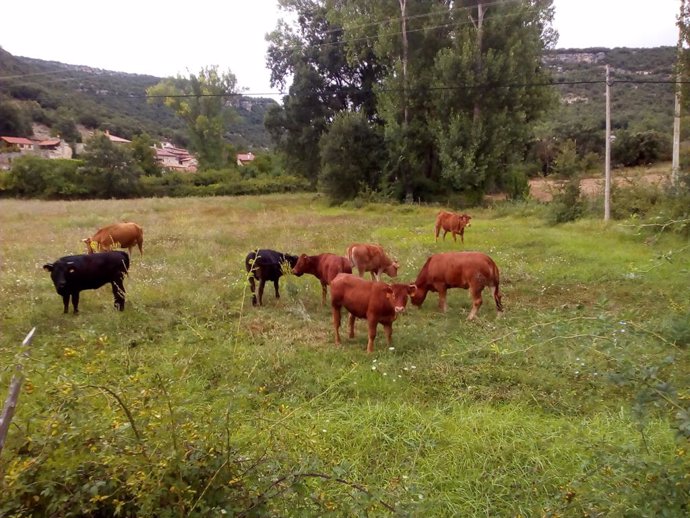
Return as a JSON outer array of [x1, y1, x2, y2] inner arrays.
[[546, 178, 583, 224]]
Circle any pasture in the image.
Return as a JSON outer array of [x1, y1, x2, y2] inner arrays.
[[1, 194, 689, 516]]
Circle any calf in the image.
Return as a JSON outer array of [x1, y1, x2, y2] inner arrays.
[[434, 210, 472, 244], [346, 243, 399, 281], [292, 253, 352, 305], [330, 273, 416, 353], [245, 249, 298, 306], [83, 222, 144, 255], [411, 251, 502, 320], [43, 251, 130, 314]]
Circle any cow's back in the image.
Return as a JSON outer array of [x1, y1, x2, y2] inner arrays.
[[428, 252, 498, 287]]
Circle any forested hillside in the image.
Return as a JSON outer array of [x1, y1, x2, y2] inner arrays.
[[0, 47, 276, 149]]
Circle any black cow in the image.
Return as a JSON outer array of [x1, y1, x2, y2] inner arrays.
[[245, 249, 298, 306], [43, 251, 130, 314]]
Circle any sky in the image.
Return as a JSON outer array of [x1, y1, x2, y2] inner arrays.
[[0, 0, 682, 98]]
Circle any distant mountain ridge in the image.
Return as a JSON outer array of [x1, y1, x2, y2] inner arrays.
[[0, 47, 277, 150], [0, 46, 677, 153]]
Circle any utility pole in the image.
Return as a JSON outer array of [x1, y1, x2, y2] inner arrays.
[[604, 64, 612, 222], [672, 0, 685, 186]]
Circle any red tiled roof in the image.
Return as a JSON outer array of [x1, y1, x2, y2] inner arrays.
[[38, 139, 61, 146], [1, 136, 34, 145], [237, 153, 255, 162]]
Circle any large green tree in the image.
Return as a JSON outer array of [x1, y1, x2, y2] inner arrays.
[[265, 0, 386, 183], [147, 66, 238, 170], [78, 133, 142, 198]]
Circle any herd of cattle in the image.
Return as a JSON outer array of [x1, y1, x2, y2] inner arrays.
[[43, 210, 501, 352]]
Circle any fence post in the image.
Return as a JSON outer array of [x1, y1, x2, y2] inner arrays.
[[0, 327, 36, 458]]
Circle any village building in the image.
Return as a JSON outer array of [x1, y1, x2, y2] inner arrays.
[[236, 152, 255, 167]]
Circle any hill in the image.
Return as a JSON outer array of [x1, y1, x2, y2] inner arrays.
[[0, 47, 277, 150], [0, 46, 677, 154]]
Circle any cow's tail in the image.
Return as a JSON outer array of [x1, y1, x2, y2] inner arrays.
[[492, 262, 503, 312], [346, 245, 356, 269]]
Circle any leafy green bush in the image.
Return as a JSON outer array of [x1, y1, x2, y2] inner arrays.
[[613, 131, 672, 167], [546, 178, 584, 224]]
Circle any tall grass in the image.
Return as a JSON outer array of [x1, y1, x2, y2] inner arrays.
[[1, 194, 689, 516]]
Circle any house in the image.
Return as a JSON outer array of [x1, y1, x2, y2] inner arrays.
[[154, 142, 198, 173], [37, 138, 73, 159], [1, 136, 35, 151], [104, 129, 131, 145], [236, 152, 255, 167]]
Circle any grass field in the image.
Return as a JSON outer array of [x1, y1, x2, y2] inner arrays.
[[1, 194, 689, 516]]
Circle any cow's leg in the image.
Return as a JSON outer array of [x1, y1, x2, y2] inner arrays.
[[451, 231, 457, 242], [258, 279, 266, 306], [383, 323, 393, 347], [348, 313, 356, 339], [357, 267, 365, 278], [71, 292, 80, 314], [366, 319, 378, 353], [434, 224, 440, 241], [332, 306, 342, 346], [460, 229, 464, 244], [249, 276, 258, 306], [468, 284, 483, 320], [370, 271, 378, 281], [321, 282, 328, 306], [435, 284, 448, 312], [62, 294, 70, 314], [112, 279, 126, 311], [442, 230, 448, 241], [273, 279, 280, 299]]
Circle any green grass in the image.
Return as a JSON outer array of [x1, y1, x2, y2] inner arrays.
[[1, 194, 689, 516]]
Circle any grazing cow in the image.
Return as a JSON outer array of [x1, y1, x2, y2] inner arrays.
[[83, 222, 144, 255], [411, 251, 502, 320], [292, 253, 352, 305], [434, 210, 472, 244], [330, 273, 416, 353], [43, 251, 130, 314], [245, 249, 299, 306], [346, 243, 399, 281]]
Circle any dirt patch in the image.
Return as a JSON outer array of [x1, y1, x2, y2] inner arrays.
[[528, 171, 671, 202]]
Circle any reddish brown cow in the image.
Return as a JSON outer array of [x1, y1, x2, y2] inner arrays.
[[411, 251, 502, 320], [330, 273, 416, 353], [83, 222, 144, 256], [292, 253, 352, 305], [346, 243, 399, 281], [434, 210, 472, 244]]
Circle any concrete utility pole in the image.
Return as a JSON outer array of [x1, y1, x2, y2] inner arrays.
[[672, 0, 685, 186], [604, 65, 612, 221]]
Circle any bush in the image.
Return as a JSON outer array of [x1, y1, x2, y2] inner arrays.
[[546, 178, 584, 224], [612, 131, 672, 167]]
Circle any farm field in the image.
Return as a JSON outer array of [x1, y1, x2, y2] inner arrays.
[[1, 194, 689, 516]]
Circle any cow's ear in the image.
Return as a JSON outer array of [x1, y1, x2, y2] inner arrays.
[[407, 284, 417, 296], [43, 263, 54, 272]]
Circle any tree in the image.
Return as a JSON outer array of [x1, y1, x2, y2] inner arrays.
[[78, 133, 142, 198], [131, 133, 162, 176], [147, 66, 238, 170], [265, 0, 386, 184], [0, 99, 32, 136], [318, 111, 385, 203], [432, 1, 558, 196]]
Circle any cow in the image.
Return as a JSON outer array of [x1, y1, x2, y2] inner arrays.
[[330, 273, 416, 353], [291, 253, 352, 305], [43, 251, 130, 314], [411, 251, 502, 320], [245, 249, 299, 306], [346, 243, 399, 281], [83, 222, 144, 256], [434, 210, 472, 244]]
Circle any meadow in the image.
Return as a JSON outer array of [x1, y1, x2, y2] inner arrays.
[[1, 193, 689, 517]]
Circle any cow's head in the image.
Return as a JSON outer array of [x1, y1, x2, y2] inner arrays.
[[43, 260, 77, 294], [410, 284, 428, 307], [384, 261, 400, 278], [291, 254, 311, 276], [280, 253, 299, 275], [386, 283, 417, 313], [82, 237, 96, 254], [460, 214, 472, 227]]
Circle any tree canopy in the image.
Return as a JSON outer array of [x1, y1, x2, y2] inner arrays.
[[266, 0, 558, 202]]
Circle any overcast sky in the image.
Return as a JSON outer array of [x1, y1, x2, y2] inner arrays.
[[0, 0, 681, 97]]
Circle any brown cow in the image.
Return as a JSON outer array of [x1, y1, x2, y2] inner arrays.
[[83, 222, 144, 256], [434, 210, 472, 244], [292, 253, 352, 305], [346, 243, 399, 281], [411, 251, 502, 320], [330, 273, 416, 353]]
